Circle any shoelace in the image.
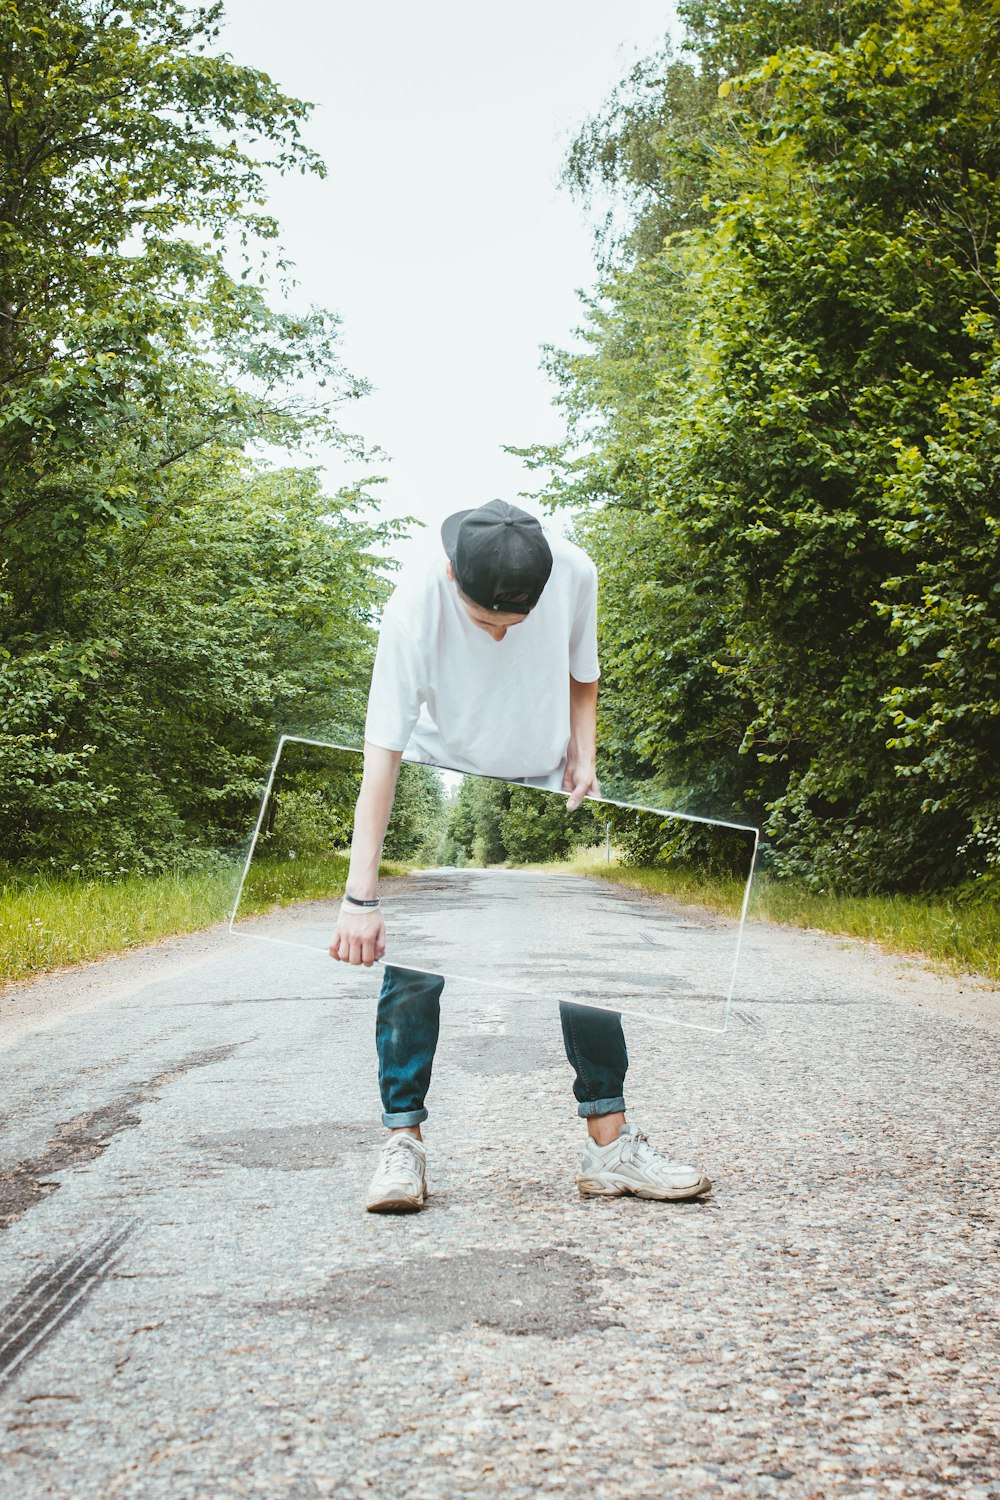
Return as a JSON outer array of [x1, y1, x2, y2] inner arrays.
[[622, 1129, 684, 1171], [376, 1137, 423, 1179]]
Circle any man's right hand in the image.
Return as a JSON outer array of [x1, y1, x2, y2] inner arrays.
[[329, 906, 386, 967]]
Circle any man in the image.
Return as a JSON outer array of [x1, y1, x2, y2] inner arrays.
[[330, 499, 711, 1213]]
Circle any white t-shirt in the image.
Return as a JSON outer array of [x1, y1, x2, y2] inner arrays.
[[364, 532, 599, 785]]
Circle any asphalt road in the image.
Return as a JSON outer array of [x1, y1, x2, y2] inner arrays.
[[0, 869, 997, 1500]]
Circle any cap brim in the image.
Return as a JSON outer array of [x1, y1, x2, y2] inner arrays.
[[440, 509, 473, 560]]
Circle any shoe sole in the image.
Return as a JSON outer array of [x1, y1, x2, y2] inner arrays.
[[577, 1175, 712, 1202], [365, 1187, 427, 1214]]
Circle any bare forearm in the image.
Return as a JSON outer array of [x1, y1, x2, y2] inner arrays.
[[568, 676, 598, 762], [346, 742, 403, 899], [564, 676, 600, 812]]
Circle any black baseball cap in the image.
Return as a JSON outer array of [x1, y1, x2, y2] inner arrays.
[[441, 500, 553, 614]]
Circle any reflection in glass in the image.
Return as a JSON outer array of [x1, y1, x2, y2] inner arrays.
[[230, 737, 759, 1033]]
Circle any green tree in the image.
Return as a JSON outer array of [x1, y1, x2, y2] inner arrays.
[[530, 0, 1000, 891], [447, 777, 509, 866], [258, 757, 444, 868], [444, 776, 592, 866], [0, 0, 390, 872], [679, 0, 883, 76], [499, 788, 578, 865], [0, 0, 350, 564], [1, 462, 397, 871], [383, 765, 447, 863]]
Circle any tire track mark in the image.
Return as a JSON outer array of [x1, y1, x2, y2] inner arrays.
[[0, 1222, 135, 1392]]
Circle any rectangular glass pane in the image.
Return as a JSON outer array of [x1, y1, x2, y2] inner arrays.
[[230, 738, 758, 1032]]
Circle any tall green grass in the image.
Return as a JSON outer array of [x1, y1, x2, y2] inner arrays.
[[0, 854, 407, 986], [4, 848, 997, 990], [567, 849, 1000, 982]]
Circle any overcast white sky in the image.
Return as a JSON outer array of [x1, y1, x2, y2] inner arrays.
[[219, 1, 679, 567]]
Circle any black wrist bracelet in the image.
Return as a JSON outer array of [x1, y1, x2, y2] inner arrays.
[[343, 891, 381, 908]]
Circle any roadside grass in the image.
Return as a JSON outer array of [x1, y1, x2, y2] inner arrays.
[[4, 846, 998, 989], [564, 847, 1000, 983], [0, 854, 405, 987]]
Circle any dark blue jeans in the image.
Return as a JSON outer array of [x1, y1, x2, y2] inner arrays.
[[376, 964, 628, 1128]]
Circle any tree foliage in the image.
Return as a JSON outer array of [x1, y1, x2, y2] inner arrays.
[[1, 0, 392, 873], [527, 0, 1000, 892], [260, 755, 444, 867], [443, 777, 598, 867]]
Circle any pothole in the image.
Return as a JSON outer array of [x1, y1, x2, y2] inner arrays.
[[191, 1122, 374, 1171], [270, 1248, 620, 1337]]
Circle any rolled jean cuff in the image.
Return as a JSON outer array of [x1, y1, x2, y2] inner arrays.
[[577, 1095, 626, 1120], [381, 1107, 428, 1129]]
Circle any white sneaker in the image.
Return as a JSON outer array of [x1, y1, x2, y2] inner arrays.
[[577, 1123, 711, 1202], [366, 1134, 427, 1214]]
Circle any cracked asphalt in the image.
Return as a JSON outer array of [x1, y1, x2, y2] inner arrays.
[[0, 868, 998, 1499]]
